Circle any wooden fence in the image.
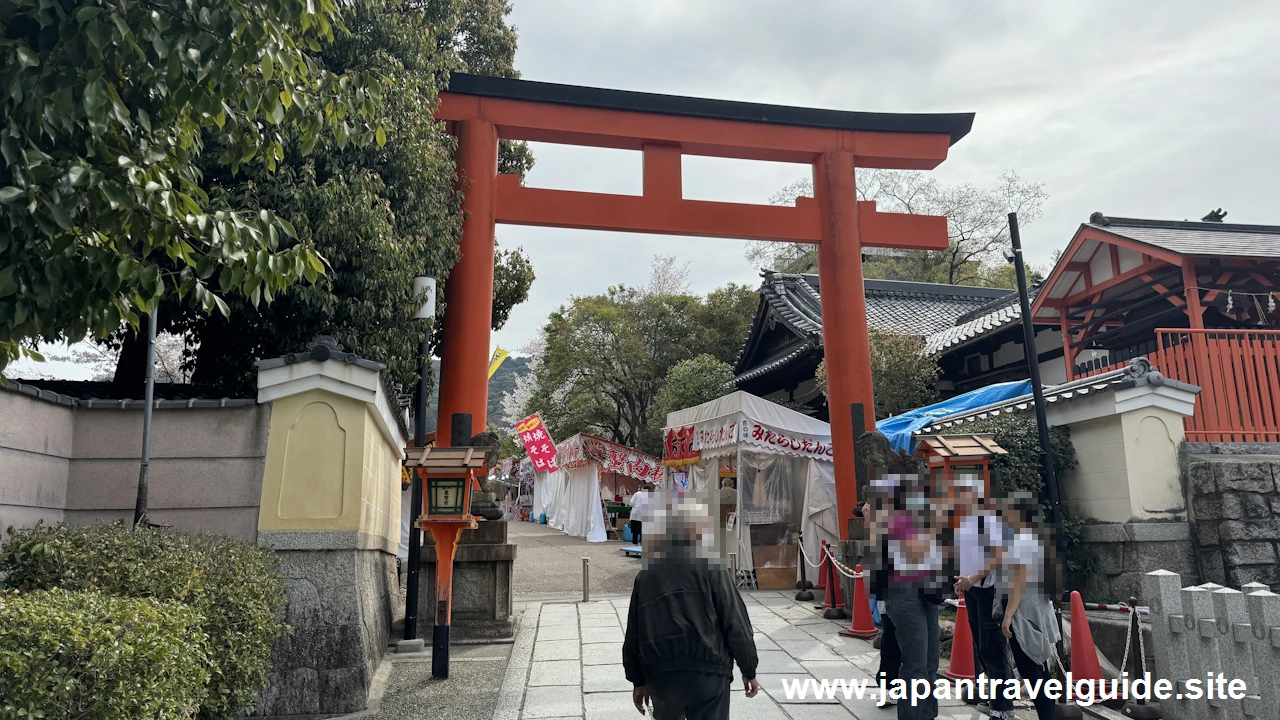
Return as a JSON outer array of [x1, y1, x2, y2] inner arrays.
[[1151, 328, 1280, 442]]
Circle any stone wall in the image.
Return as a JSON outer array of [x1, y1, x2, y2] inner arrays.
[[0, 382, 268, 539], [1077, 522, 1198, 601], [1185, 452, 1280, 588], [1142, 569, 1280, 720], [254, 545, 397, 719]]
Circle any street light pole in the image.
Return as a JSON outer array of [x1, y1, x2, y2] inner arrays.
[[1007, 212, 1067, 557], [133, 308, 158, 528], [405, 275, 436, 642]]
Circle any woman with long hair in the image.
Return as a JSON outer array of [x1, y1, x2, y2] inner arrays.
[[995, 494, 1063, 720]]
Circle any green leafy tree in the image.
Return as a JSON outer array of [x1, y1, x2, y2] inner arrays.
[[815, 330, 941, 419], [156, 0, 536, 396], [641, 354, 735, 450], [745, 170, 1047, 289], [522, 258, 759, 454], [0, 0, 383, 373], [526, 287, 698, 450], [690, 284, 759, 365], [962, 412, 1092, 585]]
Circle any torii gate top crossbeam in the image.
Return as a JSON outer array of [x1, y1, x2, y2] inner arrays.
[[439, 74, 974, 164], [435, 75, 974, 245]]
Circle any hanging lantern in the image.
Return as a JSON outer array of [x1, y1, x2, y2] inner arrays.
[[1269, 294, 1276, 314], [1226, 291, 1234, 314]]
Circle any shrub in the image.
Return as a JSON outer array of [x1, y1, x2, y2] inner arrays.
[[0, 588, 210, 719], [962, 412, 1096, 584], [0, 524, 288, 719]]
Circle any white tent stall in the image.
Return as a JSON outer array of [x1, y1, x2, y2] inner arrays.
[[662, 391, 840, 589], [531, 434, 661, 543]]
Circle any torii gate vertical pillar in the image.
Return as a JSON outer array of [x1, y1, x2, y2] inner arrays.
[[814, 149, 877, 538], [436, 119, 498, 442]]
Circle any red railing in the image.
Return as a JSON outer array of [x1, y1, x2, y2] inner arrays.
[[1150, 329, 1280, 442]]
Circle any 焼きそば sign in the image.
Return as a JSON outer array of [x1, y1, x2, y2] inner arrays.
[[516, 414, 558, 472]]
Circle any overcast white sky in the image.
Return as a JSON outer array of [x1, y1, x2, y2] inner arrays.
[[491, 0, 1280, 353], [13, 1, 1280, 380]]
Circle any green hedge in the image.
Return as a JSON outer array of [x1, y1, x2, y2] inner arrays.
[[0, 524, 288, 719], [0, 588, 209, 719], [962, 412, 1096, 584]]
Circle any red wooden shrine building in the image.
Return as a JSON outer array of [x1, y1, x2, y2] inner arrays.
[[1030, 212, 1280, 442]]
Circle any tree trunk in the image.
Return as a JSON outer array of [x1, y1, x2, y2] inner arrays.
[[109, 328, 150, 399], [109, 304, 172, 398]]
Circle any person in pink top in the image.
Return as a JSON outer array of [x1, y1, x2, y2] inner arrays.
[[884, 479, 946, 720]]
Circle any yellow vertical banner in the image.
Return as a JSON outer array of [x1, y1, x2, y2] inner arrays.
[[488, 347, 510, 378]]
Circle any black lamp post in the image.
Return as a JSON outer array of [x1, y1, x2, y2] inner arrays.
[[1005, 213, 1066, 557], [405, 275, 436, 642]]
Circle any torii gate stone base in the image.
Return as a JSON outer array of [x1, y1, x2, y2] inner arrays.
[[434, 74, 974, 538]]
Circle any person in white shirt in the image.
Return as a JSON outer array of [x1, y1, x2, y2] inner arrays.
[[996, 494, 1062, 720], [950, 475, 1014, 717], [629, 484, 653, 544]]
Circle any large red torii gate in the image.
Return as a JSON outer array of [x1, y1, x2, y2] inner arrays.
[[434, 74, 973, 539]]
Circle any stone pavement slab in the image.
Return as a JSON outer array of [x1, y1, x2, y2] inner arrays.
[[579, 626, 623, 644], [521, 686, 583, 718], [532, 639, 580, 662], [580, 642, 622, 666], [756, 649, 806, 674], [528, 659, 581, 686], [536, 623, 579, 641], [582, 663, 631, 692], [495, 590, 987, 720], [582, 691, 634, 720]]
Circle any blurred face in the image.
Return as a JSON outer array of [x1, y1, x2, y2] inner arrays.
[[954, 488, 979, 514]]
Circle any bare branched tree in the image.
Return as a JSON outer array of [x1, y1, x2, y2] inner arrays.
[[646, 254, 692, 296], [744, 170, 1047, 287]]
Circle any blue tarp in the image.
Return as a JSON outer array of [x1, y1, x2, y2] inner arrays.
[[876, 380, 1033, 453]]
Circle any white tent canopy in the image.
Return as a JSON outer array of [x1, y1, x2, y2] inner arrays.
[[663, 391, 840, 584], [532, 434, 660, 543]]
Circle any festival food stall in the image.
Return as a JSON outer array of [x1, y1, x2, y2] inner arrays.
[[532, 434, 661, 543], [662, 391, 839, 589]]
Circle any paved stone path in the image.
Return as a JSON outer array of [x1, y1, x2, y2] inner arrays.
[[510, 520, 641, 600], [496, 590, 986, 720]]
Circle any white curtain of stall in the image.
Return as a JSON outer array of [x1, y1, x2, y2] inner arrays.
[[554, 464, 608, 542]]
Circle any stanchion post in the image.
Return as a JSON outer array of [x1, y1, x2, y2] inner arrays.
[[582, 557, 590, 602], [795, 531, 814, 601]]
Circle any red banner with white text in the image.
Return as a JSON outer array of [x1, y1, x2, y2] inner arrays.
[[516, 414, 559, 473]]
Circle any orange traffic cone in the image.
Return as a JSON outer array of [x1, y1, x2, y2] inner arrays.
[[839, 564, 878, 639], [820, 541, 847, 620], [944, 597, 976, 680], [1069, 591, 1105, 691]]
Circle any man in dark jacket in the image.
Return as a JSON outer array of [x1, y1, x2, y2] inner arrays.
[[622, 506, 759, 719]]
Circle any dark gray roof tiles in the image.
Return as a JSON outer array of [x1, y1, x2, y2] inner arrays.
[[1088, 215, 1280, 258], [759, 272, 825, 340], [923, 285, 1042, 355], [755, 272, 1010, 341], [1, 378, 254, 409]]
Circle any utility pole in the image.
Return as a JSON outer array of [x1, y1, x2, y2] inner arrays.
[[405, 275, 436, 642], [1007, 212, 1066, 556], [133, 309, 158, 528]]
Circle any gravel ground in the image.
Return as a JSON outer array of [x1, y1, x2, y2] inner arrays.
[[509, 520, 641, 600], [363, 628, 517, 720]]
